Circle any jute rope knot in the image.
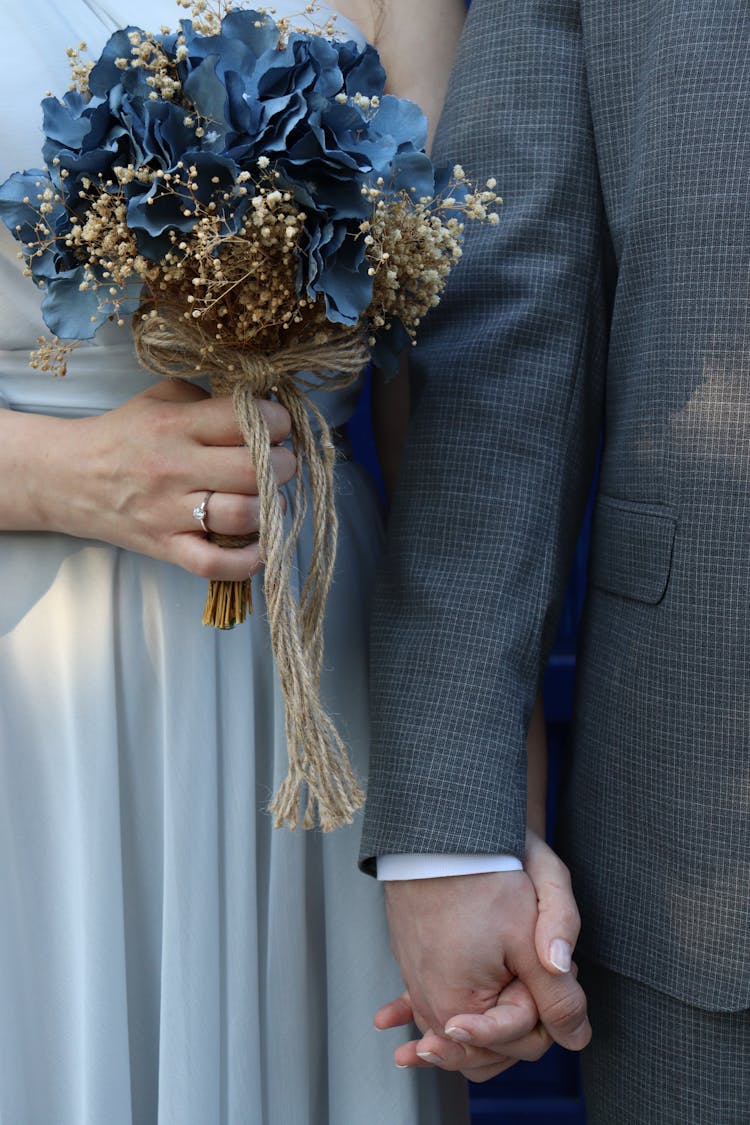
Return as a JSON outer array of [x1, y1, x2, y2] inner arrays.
[[134, 305, 370, 830]]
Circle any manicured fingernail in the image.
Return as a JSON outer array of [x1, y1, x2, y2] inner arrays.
[[416, 1051, 443, 1064], [444, 1026, 472, 1043], [550, 939, 572, 973], [395, 1063, 410, 1070]]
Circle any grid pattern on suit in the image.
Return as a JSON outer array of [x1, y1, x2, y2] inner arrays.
[[361, 0, 607, 865], [580, 959, 750, 1125], [361, 0, 750, 1014]]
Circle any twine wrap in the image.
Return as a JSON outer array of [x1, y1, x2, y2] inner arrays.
[[134, 309, 369, 830]]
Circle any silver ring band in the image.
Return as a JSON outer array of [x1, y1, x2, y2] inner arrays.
[[192, 491, 214, 533]]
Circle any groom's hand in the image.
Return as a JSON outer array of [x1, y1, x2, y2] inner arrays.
[[377, 854, 590, 1080]]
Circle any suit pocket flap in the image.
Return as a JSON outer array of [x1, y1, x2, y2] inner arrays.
[[588, 496, 676, 605]]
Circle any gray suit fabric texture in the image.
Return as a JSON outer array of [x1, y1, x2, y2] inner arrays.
[[360, 0, 750, 1014], [579, 958, 750, 1124]]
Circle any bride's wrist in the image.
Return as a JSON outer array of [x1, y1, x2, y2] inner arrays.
[[0, 410, 88, 533]]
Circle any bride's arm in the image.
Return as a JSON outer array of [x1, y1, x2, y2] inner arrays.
[[334, 0, 466, 149], [0, 384, 295, 577]]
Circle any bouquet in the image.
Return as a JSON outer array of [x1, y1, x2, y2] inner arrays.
[[0, 0, 500, 830]]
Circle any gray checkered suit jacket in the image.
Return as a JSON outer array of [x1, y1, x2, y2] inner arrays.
[[360, 0, 750, 1012]]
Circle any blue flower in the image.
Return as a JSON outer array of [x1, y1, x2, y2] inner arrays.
[[0, 9, 453, 354], [339, 42, 385, 99], [41, 269, 108, 339], [0, 170, 51, 245], [369, 94, 428, 156], [88, 27, 156, 100], [127, 151, 237, 255], [370, 318, 410, 378]]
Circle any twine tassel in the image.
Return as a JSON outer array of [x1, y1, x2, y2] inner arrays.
[[202, 577, 253, 629], [269, 708, 366, 831], [236, 374, 365, 829], [134, 308, 370, 830]]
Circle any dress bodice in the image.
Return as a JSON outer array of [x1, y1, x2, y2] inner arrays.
[[0, 1, 366, 419]]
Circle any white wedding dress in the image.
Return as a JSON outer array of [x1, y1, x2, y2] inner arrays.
[[0, 3, 468, 1122]]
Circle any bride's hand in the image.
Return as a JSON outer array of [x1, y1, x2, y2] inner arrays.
[[6, 379, 295, 577]]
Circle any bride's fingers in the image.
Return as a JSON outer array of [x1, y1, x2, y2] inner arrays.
[[374, 992, 415, 1031], [415, 1020, 553, 1071], [392, 1036, 517, 1079], [177, 535, 265, 581], [186, 493, 264, 538], [191, 397, 293, 447], [393, 1039, 441, 1069], [146, 381, 293, 448], [186, 486, 291, 538], [185, 391, 293, 447], [198, 444, 297, 496]]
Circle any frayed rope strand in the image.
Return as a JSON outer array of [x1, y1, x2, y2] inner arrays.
[[134, 307, 368, 830]]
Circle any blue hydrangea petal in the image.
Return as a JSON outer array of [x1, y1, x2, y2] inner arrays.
[[253, 36, 342, 101], [221, 9, 279, 56], [139, 100, 198, 167], [0, 170, 50, 243], [340, 43, 386, 98], [126, 151, 236, 243], [213, 37, 258, 81], [183, 151, 238, 203], [127, 180, 195, 240], [41, 93, 92, 152], [387, 151, 436, 200], [280, 163, 369, 219], [253, 48, 312, 99], [254, 91, 309, 152], [301, 217, 336, 293], [293, 34, 344, 99], [308, 100, 372, 165], [224, 70, 256, 134], [26, 242, 71, 282], [370, 319, 409, 379], [132, 227, 177, 261], [182, 56, 230, 141], [301, 218, 372, 322], [372, 94, 428, 152], [40, 269, 108, 339], [285, 119, 361, 175], [88, 28, 154, 98], [52, 148, 121, 207], [318, 249, 373, 323]]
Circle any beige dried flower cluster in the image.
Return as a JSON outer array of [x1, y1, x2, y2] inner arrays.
[[364, 167, 500, 347], [66, 44, 95, 94]]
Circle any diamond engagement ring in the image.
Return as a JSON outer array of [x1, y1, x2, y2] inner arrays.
[[192, 491, 214, 533]]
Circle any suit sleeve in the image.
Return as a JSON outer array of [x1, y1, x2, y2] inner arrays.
[[359, 0, 610, 869]]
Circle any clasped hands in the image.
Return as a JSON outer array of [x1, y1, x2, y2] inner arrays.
[[377, 830, 591, 1082]]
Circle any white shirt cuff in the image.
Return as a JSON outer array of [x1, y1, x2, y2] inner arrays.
[[376, 853, 524, 880]]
